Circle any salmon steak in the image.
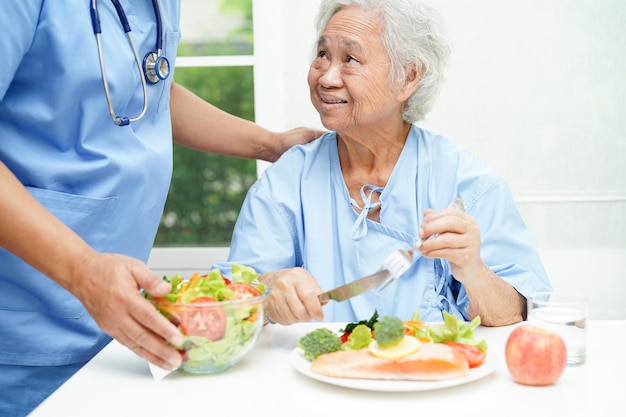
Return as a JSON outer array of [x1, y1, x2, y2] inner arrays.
[[310, 342, 469, 381]]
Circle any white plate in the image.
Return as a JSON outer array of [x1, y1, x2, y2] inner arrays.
[[290, 348, 495, 392]]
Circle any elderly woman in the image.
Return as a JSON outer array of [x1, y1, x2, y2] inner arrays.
[[219, 0, 551, 326]]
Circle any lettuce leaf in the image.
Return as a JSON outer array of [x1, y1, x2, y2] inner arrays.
[[427, 311, 488, 353]]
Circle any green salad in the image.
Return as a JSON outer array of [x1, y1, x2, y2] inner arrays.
[[144, 263, 267, 373]]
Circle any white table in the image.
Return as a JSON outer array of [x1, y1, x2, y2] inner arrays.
[[31, 320, 623, 417]]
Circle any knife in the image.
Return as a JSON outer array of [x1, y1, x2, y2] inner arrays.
[[318, 269, 390, 303]]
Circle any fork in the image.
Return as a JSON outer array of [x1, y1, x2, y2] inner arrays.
[[375, 198, 467, 291]]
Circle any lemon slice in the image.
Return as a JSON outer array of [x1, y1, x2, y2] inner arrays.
[[368, 336, 421, 359]]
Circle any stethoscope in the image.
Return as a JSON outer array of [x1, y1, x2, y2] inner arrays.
[[90, 0, 170, 126]]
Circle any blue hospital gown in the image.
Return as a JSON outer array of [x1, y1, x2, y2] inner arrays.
[[221, 126, 551, 323]]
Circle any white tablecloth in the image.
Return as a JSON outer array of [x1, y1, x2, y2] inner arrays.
[[31, 320, 624, 417]]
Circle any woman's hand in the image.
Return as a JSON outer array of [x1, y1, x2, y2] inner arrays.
[[268, 127, 326, 162], [418, 206, 483, 281], [259, 267, 325, 325], [68, 252, 184, 371], [418, 205, 525, 326]]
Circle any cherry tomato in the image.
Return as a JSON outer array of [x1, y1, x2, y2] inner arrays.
[[177, 296, 227, 341], [228, 282, 261, 299], [444, 341, 486, 368]]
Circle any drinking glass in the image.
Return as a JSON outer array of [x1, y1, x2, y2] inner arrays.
[[527, 291, 589, 366]]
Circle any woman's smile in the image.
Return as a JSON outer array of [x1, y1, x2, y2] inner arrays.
[[318, 93, 348, 110]]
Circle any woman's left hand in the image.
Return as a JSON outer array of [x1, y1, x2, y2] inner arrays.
[[418, 206, 484, 282]]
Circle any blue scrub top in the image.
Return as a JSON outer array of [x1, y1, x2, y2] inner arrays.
[[220, 126, 551, 323], [0, 1, 181, 366]]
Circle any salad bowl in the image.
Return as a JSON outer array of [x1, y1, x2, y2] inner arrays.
[[145, 265, 267, 374]]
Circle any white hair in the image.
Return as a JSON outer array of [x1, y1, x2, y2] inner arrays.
[[314, 0, 452, 123]]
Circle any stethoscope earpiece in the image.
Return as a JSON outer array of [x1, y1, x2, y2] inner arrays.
[[143, 51, 170, 84]]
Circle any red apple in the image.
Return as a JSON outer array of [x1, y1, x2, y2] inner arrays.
[[505, 324, 567, 386]]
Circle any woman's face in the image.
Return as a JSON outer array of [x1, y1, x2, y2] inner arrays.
[[308, 6, 405, 134]]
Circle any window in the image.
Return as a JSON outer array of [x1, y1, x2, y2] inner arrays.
[[154, 0, 256, 247]]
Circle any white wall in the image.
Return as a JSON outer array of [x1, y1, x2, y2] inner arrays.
[[421, 0, 626, 250]]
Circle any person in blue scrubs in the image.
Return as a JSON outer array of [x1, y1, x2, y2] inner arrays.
[[0, 2, 321, 416], [220, 0, 551, 327]]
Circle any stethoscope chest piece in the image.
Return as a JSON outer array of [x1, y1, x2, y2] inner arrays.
[[90, 0, 170, 125], [143, 51, 170, 84]]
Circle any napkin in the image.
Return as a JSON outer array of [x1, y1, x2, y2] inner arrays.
[[148, 361, 175, 382]]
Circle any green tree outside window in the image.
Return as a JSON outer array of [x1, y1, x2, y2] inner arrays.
[[155, 0, 255, 247]]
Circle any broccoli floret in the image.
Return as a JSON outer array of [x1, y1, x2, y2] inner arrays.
[[373, 316, 405, 347], [298, 328, 342, 361]]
